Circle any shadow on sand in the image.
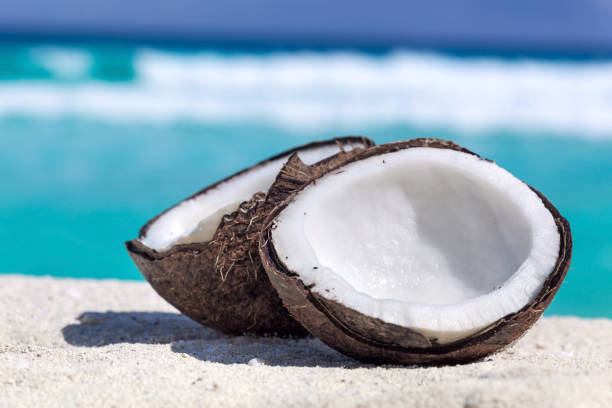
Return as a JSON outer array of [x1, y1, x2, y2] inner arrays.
[[62, 311, 367, 368]]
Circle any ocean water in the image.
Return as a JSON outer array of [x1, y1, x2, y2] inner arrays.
[[0, 44, 610, 318]]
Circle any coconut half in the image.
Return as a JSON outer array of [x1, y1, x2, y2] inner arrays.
[[126, 136, 374, 335], [259, 138, 572, 364]]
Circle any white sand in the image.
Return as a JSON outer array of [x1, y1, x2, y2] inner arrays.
[[1, 275, 611, 408]]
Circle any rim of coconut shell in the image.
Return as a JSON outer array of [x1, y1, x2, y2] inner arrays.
[[127, 136, 375, 259], [258, 138, 572, 365]]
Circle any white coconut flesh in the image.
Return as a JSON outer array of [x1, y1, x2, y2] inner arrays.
[[140, 143, 366, 251], [271, 148, 561, 344]]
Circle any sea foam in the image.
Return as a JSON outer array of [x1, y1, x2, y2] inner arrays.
[[1, 47, 612, 136]]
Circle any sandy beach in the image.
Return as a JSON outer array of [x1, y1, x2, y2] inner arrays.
[[1, 275, 610, 408]]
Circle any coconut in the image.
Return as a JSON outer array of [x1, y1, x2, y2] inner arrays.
[[259, 138, 572, 364], [125, 136, 375, 336]]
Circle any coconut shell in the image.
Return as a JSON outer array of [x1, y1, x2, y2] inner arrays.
[[259, 138, 572, 364], [125, 136, 375, 336]]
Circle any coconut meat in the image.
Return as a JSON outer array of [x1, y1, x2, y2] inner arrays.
[[271, 147, 561, 344], [140, 142, 365, 251]]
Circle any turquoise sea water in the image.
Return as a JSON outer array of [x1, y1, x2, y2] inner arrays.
[[1, 44, 610, 318]]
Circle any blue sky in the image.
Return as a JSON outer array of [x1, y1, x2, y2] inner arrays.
[[1, 0, 612, 51]]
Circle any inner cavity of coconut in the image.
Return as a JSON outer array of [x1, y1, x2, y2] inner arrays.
[[271, 147, 561, 344], [140, 143, 364, 251]]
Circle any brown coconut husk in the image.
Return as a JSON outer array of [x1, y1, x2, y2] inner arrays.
[[259, 138, 572, 364], [125, 136, 374, 336]]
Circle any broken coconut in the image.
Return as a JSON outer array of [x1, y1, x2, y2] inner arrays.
[[259, 138, 572, 364], [126, 136, 374, 335]]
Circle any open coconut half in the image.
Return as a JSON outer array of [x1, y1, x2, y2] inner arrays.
[[126, 136, 374, 335], [259, 138, 572, 364]]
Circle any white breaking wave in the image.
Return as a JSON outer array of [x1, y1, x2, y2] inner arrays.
[[2, 48, 612, 136]]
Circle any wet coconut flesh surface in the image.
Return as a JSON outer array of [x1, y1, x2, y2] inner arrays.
[[126, 137, 374, 335], [263, 141, 570, 363]]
